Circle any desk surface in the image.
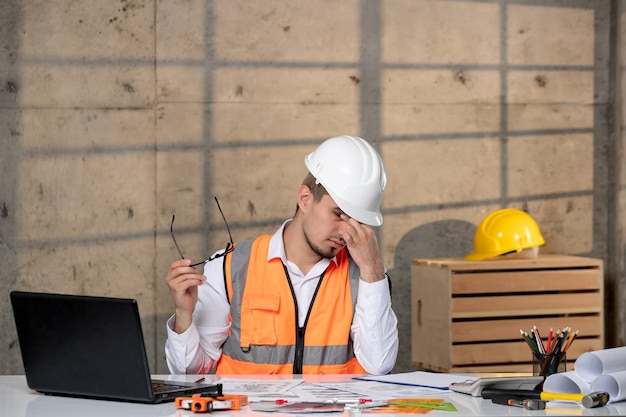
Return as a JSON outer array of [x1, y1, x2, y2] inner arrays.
[[3, 374, 626, 417]]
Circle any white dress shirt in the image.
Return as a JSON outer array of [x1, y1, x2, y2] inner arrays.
[[165, 220, 399, 375]]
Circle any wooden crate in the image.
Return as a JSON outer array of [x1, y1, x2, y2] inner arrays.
[[411, 255, 604, 373]]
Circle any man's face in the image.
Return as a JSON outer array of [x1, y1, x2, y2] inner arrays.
[[302, 194, 349, 259]]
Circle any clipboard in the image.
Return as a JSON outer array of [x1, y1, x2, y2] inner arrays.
[[448, 376, 544, 397]]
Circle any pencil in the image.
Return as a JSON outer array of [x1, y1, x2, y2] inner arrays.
[[562, 330, 578, 353], [561, 326, 570, 346], [533, 326, 546, 354], [546, 328, 553, 353], [520, 329, 539, 353], [553, 330, 567, 354]]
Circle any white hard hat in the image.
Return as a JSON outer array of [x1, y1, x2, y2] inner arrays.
[[304, 135, 386, 226]]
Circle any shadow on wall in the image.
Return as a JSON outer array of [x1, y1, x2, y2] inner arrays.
[[389, 219, 476, 373]]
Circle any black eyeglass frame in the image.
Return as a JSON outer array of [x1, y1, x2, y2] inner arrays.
[[170, 197, 234, 267]]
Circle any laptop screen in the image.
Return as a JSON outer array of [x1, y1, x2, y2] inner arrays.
[[11, 291, 155, 402]]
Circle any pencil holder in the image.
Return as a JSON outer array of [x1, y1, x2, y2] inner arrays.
[[533, 353, 566, 377]]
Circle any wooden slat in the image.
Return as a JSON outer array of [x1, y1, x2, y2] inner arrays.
[[414, 362, 555, 374], [451, 270, 602, 294], [411, 263, 452, 370], [452, 293, 602, 318], [413, 255, 603, 272], [447, 364, 537, 373], [451, 315, 602, 343], [451, 338, 601, 365]]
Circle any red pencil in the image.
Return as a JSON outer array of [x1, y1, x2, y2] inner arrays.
[[551, 330, 565, 354], [546, 328, 553, 353]]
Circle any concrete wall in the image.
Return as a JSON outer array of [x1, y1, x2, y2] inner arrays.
[[618, 0, 626, 356], [1, 0, 624, 375]]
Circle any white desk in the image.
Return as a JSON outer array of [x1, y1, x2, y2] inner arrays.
[[3, 374, 626, 417]]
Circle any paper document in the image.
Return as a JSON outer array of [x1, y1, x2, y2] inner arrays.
[[288, 382, 371, 402], [250, 402, 346, 413], [309, 380, 449, 399], [217, 377, 303, 399], [354, 371, 473, 390]]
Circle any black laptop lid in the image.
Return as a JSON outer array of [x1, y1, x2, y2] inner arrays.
[[10, 291, 155, 402]]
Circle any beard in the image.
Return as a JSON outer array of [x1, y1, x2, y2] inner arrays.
[[303, 229, 344, 259]]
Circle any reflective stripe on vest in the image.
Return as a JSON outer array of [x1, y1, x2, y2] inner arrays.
[[216, 235, 365, 374]]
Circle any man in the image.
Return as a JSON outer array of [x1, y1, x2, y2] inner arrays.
[[165, 135, 399, 375]]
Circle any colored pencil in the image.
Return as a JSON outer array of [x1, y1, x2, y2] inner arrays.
[[520, 329, 539, 353], [532, 326, 546, 354], [520, 326, 578, 356], [546, 328, 553, 353], [562, 330, 579, 353]]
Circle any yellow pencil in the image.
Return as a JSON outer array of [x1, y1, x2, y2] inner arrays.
[[562, 330, 578, 353]]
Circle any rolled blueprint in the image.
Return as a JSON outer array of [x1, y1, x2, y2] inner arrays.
[[591, 370, 626, 403], [543, 371, 591, 394], [575, 346, 626, 382]]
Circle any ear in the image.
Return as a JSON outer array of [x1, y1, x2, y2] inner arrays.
[[297, 185, 313, 214]]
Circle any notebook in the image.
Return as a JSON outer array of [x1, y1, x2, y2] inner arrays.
[[10, 290, 222, 404]]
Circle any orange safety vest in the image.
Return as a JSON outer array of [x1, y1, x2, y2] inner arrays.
[[215, 235, 367, 374]]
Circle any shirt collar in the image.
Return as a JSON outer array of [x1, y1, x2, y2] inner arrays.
[[268, 219, 338, 267]]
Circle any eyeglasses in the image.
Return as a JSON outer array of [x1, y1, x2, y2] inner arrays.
[[170, 197, 234, 267]]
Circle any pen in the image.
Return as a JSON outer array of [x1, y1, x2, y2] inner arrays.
[[265, 398, 371, 405], [194, 377, 205, 384], [323, 398, 372, 404], [253, 399, 291, 404]]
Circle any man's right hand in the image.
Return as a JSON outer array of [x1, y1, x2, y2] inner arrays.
[[165, 259, 206, 334]]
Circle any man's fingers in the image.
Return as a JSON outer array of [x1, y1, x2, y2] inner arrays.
[[167, 271, 205, 287], [171, 258, 192, 268], [165, 261, 206, 296], [167, 260, 202, 278], [168, 273, 204, 287]]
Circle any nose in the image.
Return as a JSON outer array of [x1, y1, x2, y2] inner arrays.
[[337, 218, 350, 239]]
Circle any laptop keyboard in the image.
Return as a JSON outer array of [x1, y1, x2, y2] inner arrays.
[[152, 381, 191, 394]]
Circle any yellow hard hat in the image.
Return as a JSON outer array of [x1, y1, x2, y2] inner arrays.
[[465, 208, 545, 261]]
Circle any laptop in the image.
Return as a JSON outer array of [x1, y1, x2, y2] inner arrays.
[[10, 290, 222, 404]]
